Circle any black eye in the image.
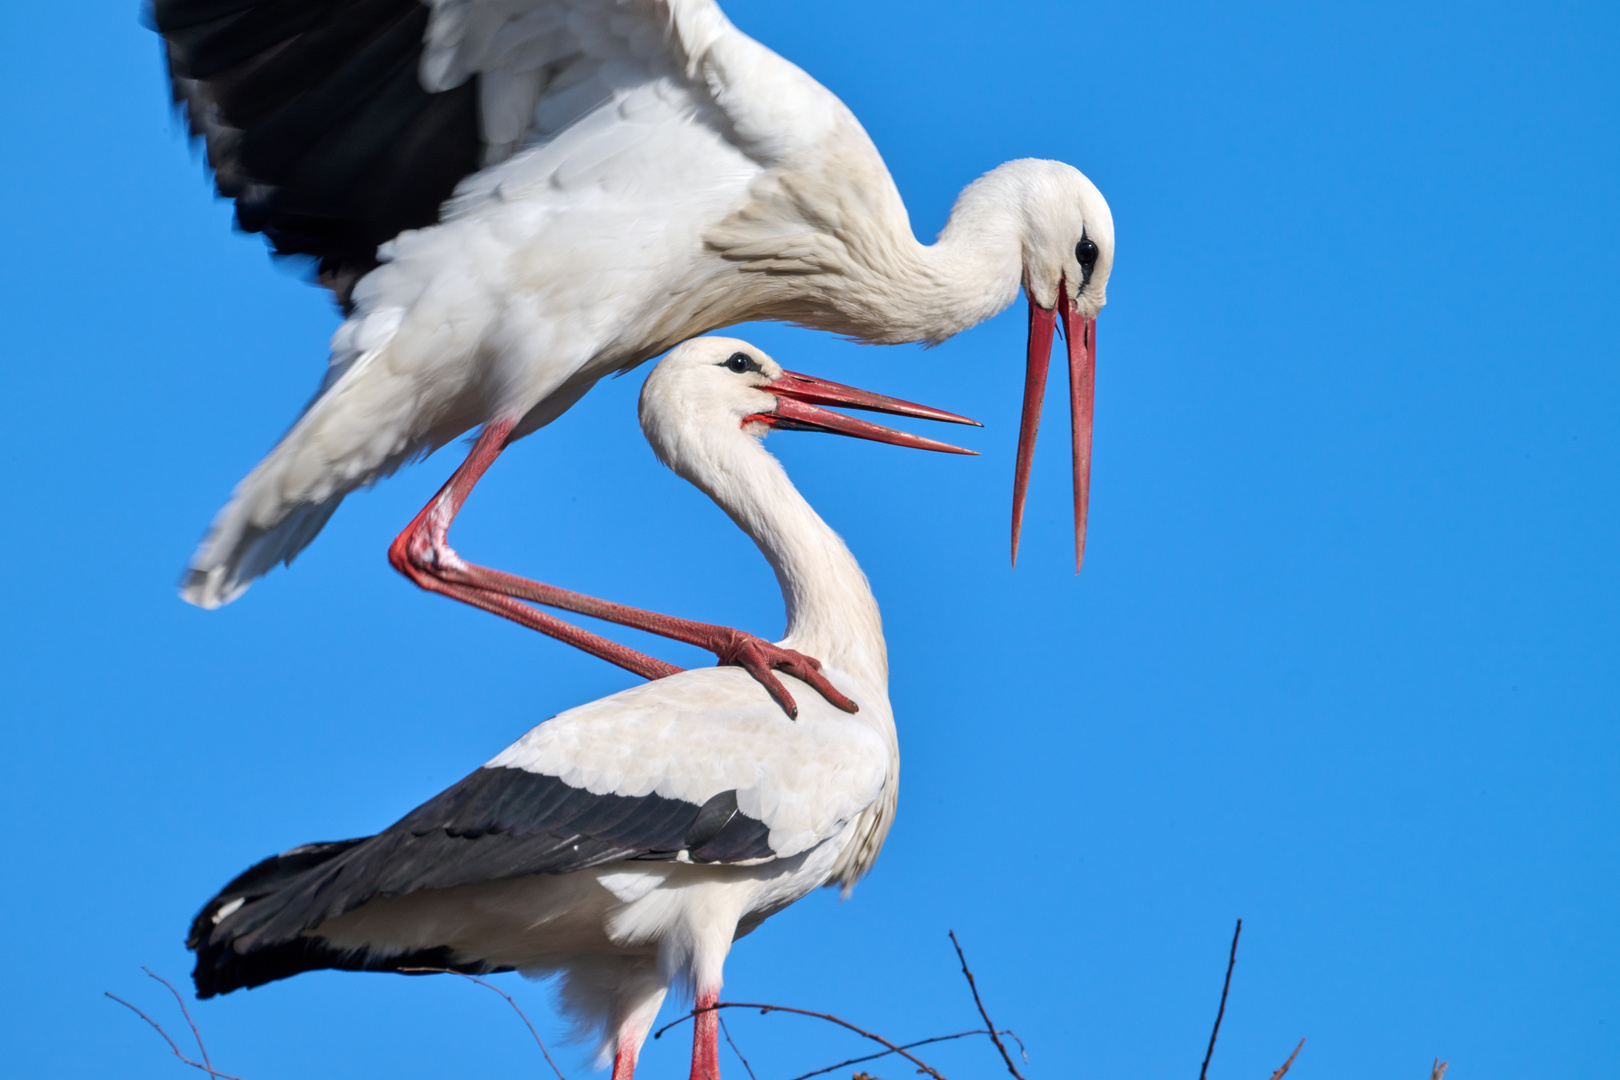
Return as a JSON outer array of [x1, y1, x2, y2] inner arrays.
[[723, 352, 761, 374], [1074, 233, 1100, 288]]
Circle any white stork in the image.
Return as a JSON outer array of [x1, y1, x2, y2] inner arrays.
[[188, 336, 971, 1080], [153, 0, 1113, 704]]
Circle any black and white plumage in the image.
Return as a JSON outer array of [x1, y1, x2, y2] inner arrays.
[[188, 337, 967, 1078], [151, 0, 1114, 607]]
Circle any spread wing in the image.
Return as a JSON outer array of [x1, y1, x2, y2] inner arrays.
[[151, 0, 744, 305], [190, 667, 889, 994]]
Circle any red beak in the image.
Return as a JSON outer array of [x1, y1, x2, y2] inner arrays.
[[746, 371, 980, 455], [1011, 278, 1096, 572]]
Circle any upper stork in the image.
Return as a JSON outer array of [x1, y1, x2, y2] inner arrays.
[[153, 0, 1114, 702], [188, 336, 973, 1080]]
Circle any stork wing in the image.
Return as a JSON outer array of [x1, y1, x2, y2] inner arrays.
[[151, 0, 755, 305], [193, 666, 889, 966]]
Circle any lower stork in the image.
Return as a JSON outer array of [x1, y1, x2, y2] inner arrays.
[[187, 337, 974, 1079]]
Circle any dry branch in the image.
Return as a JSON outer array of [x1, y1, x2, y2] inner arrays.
[[717, 1014, 758, 1080], [788, 1028, 1010, 1080], [1193, 921, 1311, 1080], [654, 1001, 949, 1080], [949, 930, 1028, 1079], [1200, 918, 1243, 1080], [398, 967, 568, 1080], [1268, 1038, 1306, 1080], [105, 970, 246, 1080]]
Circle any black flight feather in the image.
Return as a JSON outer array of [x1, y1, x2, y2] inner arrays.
[[150, 0, 481, 308], [190, 767, 777, 998]]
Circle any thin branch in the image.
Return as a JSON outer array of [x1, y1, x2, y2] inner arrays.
[[141, 968, 216, 1077], [717, 1014, 758, 1080], [1001, 1027, 1031, 1065], [1268, 1038, 1306, 1080], [104, 993, 249, 1080], [653, 1001, 947, 1080], [1430, 1059, 1449, 1080], [788, 1028, 1010, 1080], [398, 968, 568, 1080], [1199, 918, 1243, 1080], [948, 930, 1026, 1080]]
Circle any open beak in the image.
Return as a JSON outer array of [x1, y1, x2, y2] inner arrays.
[[746, 371, 980, 455], [1011, 277, 1096, 572]]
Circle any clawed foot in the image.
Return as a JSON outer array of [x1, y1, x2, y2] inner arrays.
[[710, 629, 858, 719]]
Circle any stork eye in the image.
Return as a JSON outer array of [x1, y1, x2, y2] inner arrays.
[[723, 352, 762, 374], [1074, 233, 1100, 288]]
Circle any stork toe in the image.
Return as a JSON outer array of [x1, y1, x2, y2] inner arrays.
[[709, 631, 858, 718]]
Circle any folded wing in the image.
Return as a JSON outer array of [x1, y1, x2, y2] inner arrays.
[[189, 666, 888, 995]]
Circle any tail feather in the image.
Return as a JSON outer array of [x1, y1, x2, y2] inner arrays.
[[187, 838, 505, 998], [179, 332, 470, 608], [181, 493, 346, 609]]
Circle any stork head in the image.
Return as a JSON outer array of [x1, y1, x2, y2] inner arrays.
[[640, 338, 980, 481], [997, 160, 1115, 571]]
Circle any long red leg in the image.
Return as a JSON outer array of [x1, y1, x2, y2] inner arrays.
[[689, 989, 721, 1080], [389, 420, 855, 718], [612, 1045, 639, 1080]]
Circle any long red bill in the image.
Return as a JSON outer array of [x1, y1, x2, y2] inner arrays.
[[747, 397, 978, 455], [1011, 295, 1058, 567], [1059, 298, 1096, 574], [773, 371, 982, 428]]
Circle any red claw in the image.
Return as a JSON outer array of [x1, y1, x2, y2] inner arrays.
[[710, 629, 858, 720]]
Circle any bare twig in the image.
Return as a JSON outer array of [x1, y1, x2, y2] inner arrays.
[[1430, 1059, 1449, 1080], [717, 1014, 758, 1080], [1000, 1027, 1031, 1066], [1199, 918, 1243, 1080], [653, 1001, 948, 1080], [104, 992, 248, 1080], [788, 1028, 1012, 1080], [948, 930, 1026, 1080], [142, 968, 216, 1077], [398, 968, 567, 1080], [1268, 1038, 1306, 1080]]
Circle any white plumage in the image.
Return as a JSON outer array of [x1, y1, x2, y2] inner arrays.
[[155, 0, 1115, 611], [188, 338, 960, 1079]]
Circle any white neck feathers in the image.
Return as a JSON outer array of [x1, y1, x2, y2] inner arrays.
[[665, 424, 888, 690]]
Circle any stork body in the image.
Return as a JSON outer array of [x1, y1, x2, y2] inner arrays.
[[155, 0, 1112, 693], [189, 338, 966, 1078]]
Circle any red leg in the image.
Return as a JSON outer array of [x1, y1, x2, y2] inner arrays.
[[689, 989, 721, 1080], [611, 1045, 639, 1080], [389, 421, 856, 718]]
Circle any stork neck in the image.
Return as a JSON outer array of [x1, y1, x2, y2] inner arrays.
[[829, 172, 1026, 345], [692, 433, 888, 690]]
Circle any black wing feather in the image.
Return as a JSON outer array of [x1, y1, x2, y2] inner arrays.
[[150, 0, 481, 307], [191, 767, 778, 997]]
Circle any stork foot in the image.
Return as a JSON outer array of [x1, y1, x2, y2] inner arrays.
[[708, 629, 857, 719]]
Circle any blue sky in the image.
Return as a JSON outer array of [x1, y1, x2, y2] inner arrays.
[[2, 1, 1617, 1078]]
